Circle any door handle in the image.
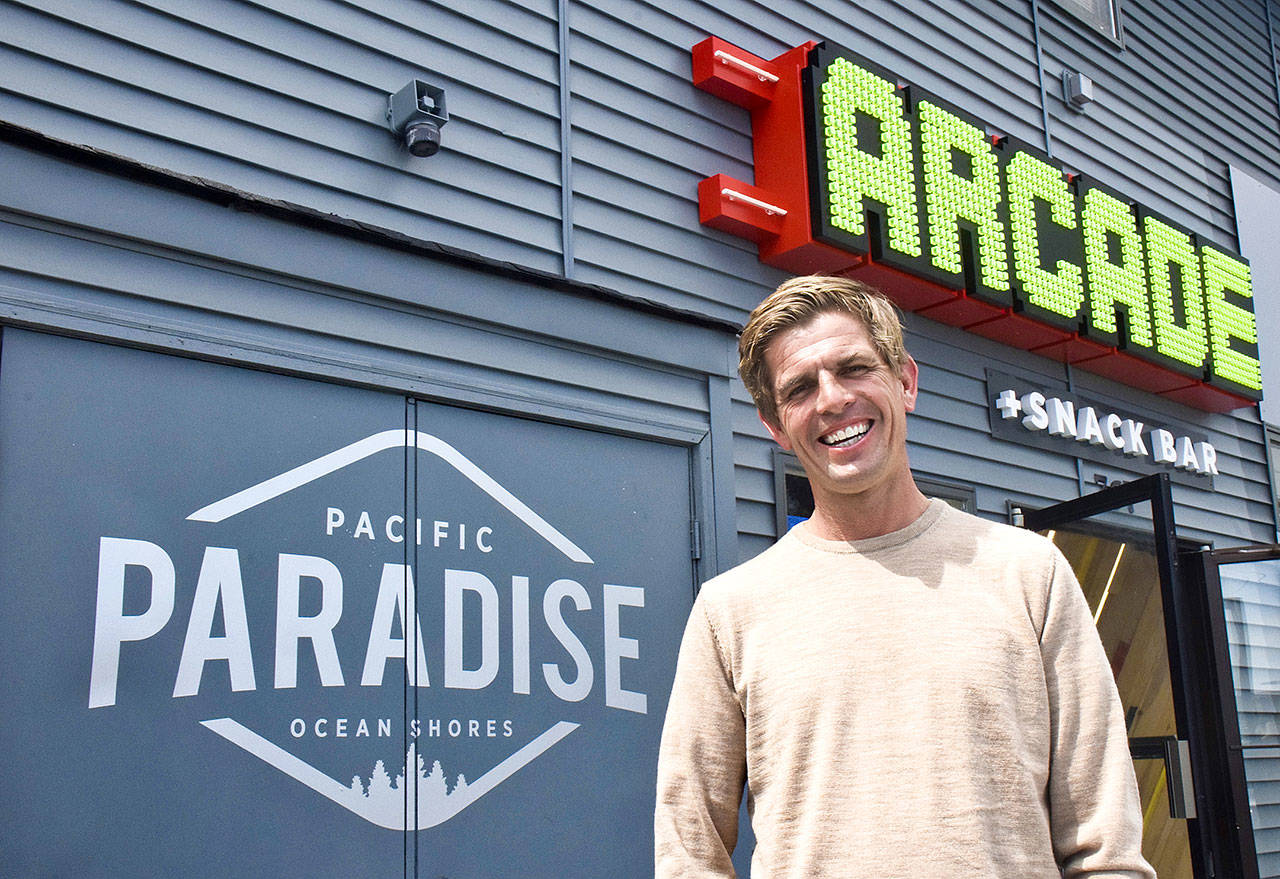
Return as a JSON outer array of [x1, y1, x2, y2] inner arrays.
[[1129, 736, 1196, 819], [1163, 737, 1196, 819]]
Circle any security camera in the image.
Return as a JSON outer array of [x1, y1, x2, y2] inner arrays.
[[404, 121, 442, 157], [387, 80, 448, 158]]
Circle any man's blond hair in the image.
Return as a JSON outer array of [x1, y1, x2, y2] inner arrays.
[[739, 275, 908, 424]]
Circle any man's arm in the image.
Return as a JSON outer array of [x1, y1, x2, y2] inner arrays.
[[1041, 549, 1157, 879], [655, 599, 747, 878]]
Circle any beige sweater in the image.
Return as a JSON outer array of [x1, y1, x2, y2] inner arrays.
[[655, 499, 1154, 878]]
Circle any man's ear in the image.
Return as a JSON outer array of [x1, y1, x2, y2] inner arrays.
[[759, 412, 793, 451], [901, 355, 920, 413]]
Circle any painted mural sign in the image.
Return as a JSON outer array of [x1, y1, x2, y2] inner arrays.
[[692, 37, 1262, 413], [89, 429, 648, 829], [0, 330, 691, 877]]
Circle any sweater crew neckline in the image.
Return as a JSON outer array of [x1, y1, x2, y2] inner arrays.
[[788, 497, 949, 555]]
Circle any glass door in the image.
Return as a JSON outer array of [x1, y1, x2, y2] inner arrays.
[[1022, 475, 1201, 879], [1196, 545, 1280, 879]]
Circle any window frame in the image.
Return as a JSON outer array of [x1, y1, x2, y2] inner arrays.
[[1046, 0, 1126, 46], [772, 450, 977, 537]]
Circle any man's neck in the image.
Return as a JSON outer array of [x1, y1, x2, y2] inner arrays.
[[806, 482, 932, 542]]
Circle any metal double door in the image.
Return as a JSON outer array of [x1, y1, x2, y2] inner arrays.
[[0, 328, 697, 877]]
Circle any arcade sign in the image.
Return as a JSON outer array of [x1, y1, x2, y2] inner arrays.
[[692, 38, 1262, 412]]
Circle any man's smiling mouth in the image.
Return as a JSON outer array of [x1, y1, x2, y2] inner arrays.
[[819, 422, 870, 447]]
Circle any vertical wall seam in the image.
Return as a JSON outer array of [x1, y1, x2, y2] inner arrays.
[[1065, 363, 1087, 498], [1267, 425, 1280, 541], [1030, 0, 1055, 157], [706, 371, 740, 573], [1267, 0, 1280, 137], [558, 0, 575, 279], [403, 395, 416, 874]]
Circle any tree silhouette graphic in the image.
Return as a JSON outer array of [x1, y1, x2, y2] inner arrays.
[[349, 744, 476, 828], [201, 716, 578, 830]]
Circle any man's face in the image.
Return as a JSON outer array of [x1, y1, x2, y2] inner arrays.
[[761, 310, 919, 512]]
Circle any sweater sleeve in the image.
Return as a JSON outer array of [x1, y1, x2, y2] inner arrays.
[[654, 598, 747, 879], [1040, 547, 1157, 879]]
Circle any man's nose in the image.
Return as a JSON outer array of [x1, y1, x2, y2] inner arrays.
[[814, 371, 849, 413]]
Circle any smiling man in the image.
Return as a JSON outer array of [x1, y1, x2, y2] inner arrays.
[[654, 276, 1154, 878]]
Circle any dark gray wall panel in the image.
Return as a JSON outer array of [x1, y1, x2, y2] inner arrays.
[[0, 145, 741, 469], [0, 217, 713, 441]]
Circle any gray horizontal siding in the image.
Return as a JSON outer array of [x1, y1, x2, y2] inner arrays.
[[0, 142, 733, 450], [565, 1, 790, 320], [1038, 0, 1280, 247], [5, 0, 1277, 321], [731, 381, 780, 562], [0, 0, 567, 270], [565, 0, 1047, 323]]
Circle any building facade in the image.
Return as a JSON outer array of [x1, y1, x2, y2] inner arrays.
[[1, 1, 1279, 876]]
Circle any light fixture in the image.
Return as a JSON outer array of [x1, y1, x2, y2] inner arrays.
[[1062, 70, 1095, 110]]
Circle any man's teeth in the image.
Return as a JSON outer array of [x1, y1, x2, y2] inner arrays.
[[820, 423, 870, 446]]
